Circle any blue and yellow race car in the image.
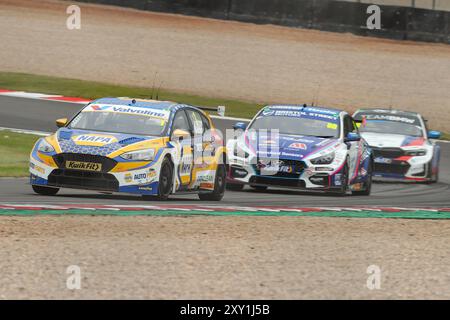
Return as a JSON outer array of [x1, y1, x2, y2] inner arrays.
[[30, 98, 227, 201]]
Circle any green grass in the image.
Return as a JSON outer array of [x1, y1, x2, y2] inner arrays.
[[0, 72, 261, 119], [0, 131, 39, 177], [441, 132, 450, 141]]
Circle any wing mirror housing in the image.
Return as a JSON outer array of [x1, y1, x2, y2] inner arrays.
[[428, 130, 441, 139], [345, 132, 361, 142], [233, 122, 248, 131], [56, 118, 68, 128]]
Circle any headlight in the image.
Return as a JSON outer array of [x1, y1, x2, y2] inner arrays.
[[310, 152, 335, 165], [405, 149, 427, 156], [120, 148, 155, 161], [37, 139, 55, 153]]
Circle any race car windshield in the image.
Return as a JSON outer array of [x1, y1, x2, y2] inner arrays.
[[359, 120, 423, 137], [250, 115, 339, 138], [68, 111, 167, 136]]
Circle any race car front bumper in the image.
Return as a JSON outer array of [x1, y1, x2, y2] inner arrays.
[[29, 152, 163, 195], [372, 154, 434, 181], [227, 157, 346, 191]]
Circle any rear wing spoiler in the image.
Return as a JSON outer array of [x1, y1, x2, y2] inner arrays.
[[197, 105, 226, 117]]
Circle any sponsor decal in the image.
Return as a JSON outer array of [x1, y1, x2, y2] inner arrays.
[[364, 114, 418, 125], [111, 106, 166, 118], [66, 161, 102, 172], [72, 134, 118, 146], [30, 162, 45, 174], [133, 171, 157, 183], [288, 143, 307, 150], [181, 163, 192, 175], [259, 139, 277, 146], [124, 173, 132, 183], [197, 175, 213, 182], [360, 168, 367, 176], [148, 169, 157, 178], [281, 152, 303, 158], [334, 173, 342, 186], [260, 108, 338, 121], [134, 173, 147, 180], [374, 157, 392, 164], [138, 186, 153, 191], [326, 123, 338, 129], [84, 104, 169, 119], [200, 182, 214, 189], [261, 108, 275, 116], [280, 136, 314, 143], [361, 149, 371, 161], [279, 166, 293, 173]]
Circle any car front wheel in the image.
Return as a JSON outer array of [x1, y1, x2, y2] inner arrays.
[[199, 164, 226, 201], [331, 161, 349, 196], [32, 184, 59, 196], [143, 157, 173, 201]]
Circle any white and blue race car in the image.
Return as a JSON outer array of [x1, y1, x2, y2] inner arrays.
[[352, 108, 441, 182], [226, 105, 373, 195]]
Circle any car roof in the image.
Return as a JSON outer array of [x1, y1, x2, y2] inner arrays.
[[354, 108, 420, 117], [90, 97, 179, 110], [264, 104, 344, 115]]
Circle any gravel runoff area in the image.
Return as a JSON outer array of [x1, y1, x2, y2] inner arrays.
[[1, 0, 450, 131], [0, 215, 449, 299]]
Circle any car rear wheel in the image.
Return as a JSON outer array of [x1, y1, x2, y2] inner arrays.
[[331, 161, 349, 196], [32, 185, 59, 196], [426, 158, 439, 184], [198, 164, 226, 201]]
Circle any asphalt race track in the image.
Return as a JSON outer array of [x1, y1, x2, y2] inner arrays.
[[0, 95, 449, 207]]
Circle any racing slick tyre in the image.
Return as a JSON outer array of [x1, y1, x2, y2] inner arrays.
[[32, 185, 59, 196], [426, 163, 439, 184], [143, 157, 173, 201], [250, 185, 268, 192], [352, 161, 373, 196], [226, 182, 244, 191], [198, 164, 226, 201]]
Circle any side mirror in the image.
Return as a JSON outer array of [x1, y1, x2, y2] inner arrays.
[[428, 130, 441, 140], [172, 129, 191, 141], [233, 122, 248, 131], [345, 132, 361, 142], [56, 118, 68, 128]]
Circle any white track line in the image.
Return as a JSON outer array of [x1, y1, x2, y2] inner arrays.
[[0, 126, 50, 136]]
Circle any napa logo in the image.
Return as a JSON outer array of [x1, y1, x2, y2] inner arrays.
[[72, 134, 118, 146]]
